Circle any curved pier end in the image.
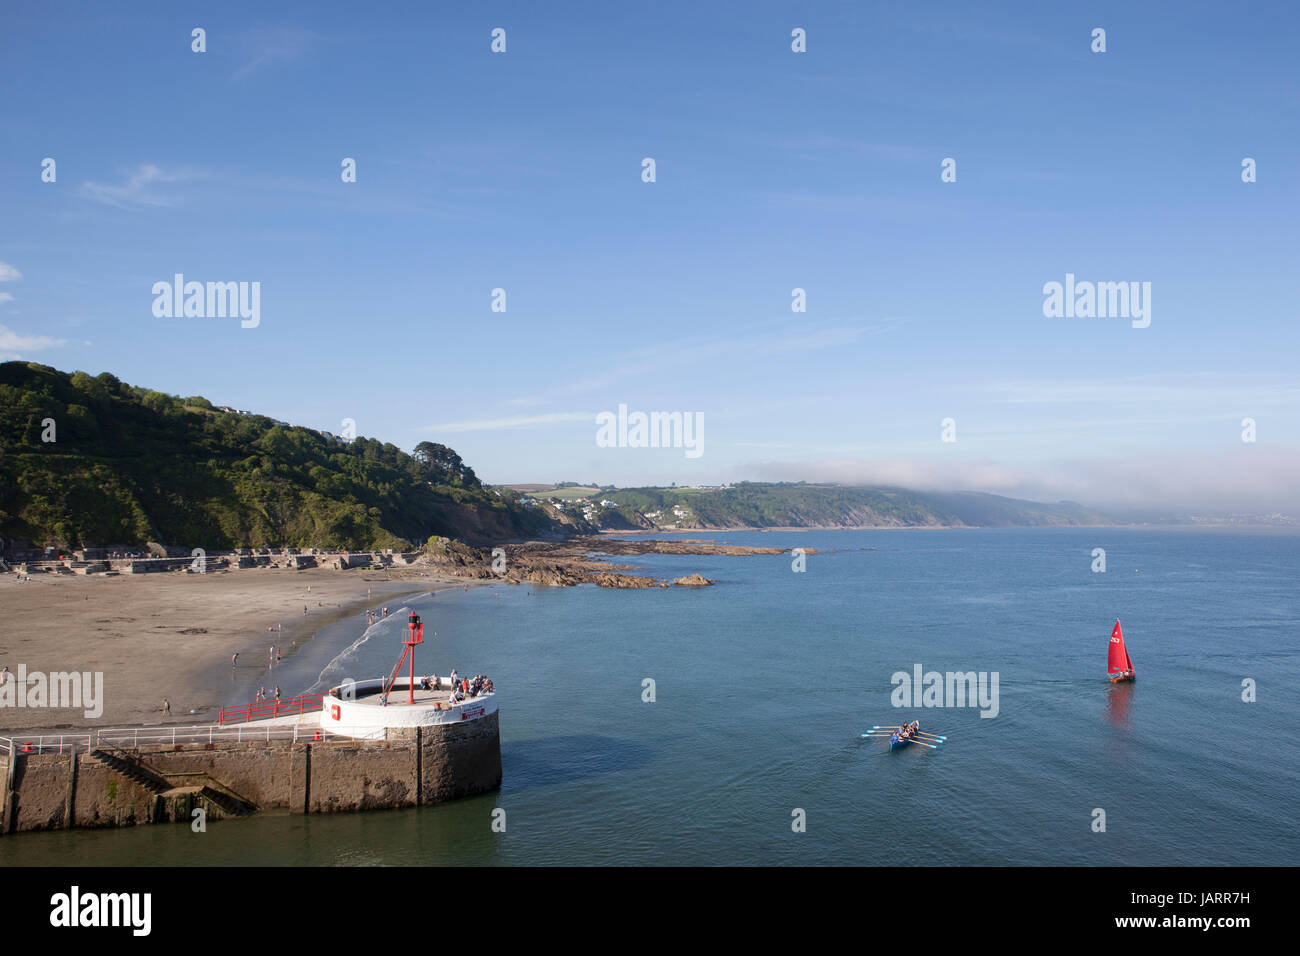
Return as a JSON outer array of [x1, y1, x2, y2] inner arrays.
[[419, 709, 502, 804]]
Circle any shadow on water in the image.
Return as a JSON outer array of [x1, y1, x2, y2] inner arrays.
[[501, 734, 655, 790]]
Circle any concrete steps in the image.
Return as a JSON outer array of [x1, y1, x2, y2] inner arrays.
[[90, 749, 258, 817], [89, 748, 173, 795]]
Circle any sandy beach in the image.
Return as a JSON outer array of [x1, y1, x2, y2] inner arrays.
[[0, 567, 477, 732]]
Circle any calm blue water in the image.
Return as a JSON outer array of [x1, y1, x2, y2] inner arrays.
[[7, 529, 1299, 865]]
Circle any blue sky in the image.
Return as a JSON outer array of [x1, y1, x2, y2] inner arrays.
[[2, 1, 1298, 510]]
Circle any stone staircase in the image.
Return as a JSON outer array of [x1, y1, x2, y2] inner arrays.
[[89, 747, 173, 794], [88, 747, 257, 817]]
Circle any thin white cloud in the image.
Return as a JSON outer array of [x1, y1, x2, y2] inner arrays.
[[0, 292, 14, 304], [0, 261, 22, 282], [426, 411, 595, 433], [231, 27, 317, 81], [0, 324, 66, 360], [79, 164, 190, 209], [980, 377, 1300, 407], [503, 320, 901, 406]]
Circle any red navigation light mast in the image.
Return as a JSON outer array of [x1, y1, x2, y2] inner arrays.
[[381, 611, 425, 705], [403, 612, 424, 704]]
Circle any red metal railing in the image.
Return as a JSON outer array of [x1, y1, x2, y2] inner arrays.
[[219, 693, 326, 725]]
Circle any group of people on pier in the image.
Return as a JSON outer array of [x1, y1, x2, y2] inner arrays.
[[418, 669, 493, 705]]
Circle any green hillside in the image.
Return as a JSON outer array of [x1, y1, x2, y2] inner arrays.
[[594, 482, 1113, 529], [0, 362, 558, 550]]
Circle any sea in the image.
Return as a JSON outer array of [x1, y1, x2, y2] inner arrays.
[[5, 528, 1298, 866]]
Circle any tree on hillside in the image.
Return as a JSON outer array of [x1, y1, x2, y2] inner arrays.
[[412, 441, 480, 488]]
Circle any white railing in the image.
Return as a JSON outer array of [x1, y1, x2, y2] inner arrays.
[[0, 720, 372, 755]]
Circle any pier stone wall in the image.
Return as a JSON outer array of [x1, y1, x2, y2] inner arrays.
[[1, 712, 502, 835]]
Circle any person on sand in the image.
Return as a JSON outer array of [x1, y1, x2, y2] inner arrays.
[[162, 698, 171, 716], [0, 665, 9, 686]]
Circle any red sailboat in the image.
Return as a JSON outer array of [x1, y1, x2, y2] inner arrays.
[[1107, 619, 1135, 683]]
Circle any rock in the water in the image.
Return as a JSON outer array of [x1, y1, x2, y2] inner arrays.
[[673, 573, 713, 587]]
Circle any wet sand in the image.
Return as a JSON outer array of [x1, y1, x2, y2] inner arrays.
[[0, 567, 478, 732]]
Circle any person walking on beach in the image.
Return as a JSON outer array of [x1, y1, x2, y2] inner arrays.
[[232, 652, 238, 668], [0, 665, 9, 686], [162, 697, 171, 716]]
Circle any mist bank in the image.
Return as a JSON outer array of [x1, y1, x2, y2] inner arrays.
[[736, 450, 1300, 519]]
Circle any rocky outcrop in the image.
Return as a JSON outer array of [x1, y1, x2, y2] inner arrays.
[[672, 573, 713, 587], [414, 536, 795, 589]]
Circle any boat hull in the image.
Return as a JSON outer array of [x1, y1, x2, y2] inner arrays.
[[889, 733, 911, 751], [1109, 674, 1135, 684]]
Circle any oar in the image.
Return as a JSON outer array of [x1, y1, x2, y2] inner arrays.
[[867, 725, 946, 740], [869, 724, 945, 736], [861, 733, 943, 748]]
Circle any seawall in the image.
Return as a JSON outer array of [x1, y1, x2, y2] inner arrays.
[[0, 712, 501, 835]]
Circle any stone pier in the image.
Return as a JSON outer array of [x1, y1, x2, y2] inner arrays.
[[0, 713, 501, 835]]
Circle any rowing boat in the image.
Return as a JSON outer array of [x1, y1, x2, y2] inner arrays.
[[862, 725, 946, 750]]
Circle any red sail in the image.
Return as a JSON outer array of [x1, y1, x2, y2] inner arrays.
[[1107, 619, 1132, 675]]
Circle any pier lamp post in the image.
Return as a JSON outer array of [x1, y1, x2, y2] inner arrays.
[[405, 612, 424, 704]]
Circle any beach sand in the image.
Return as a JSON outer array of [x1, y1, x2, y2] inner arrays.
[[0, 567, 476, 732]]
